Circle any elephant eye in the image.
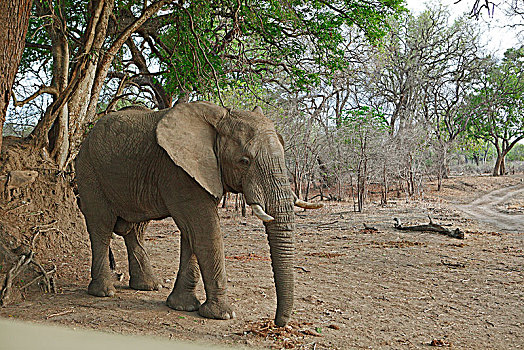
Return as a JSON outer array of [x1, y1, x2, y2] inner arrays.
[[239, 157, 250, 166]]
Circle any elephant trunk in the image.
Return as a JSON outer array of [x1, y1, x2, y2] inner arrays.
[[263, 187, 295, 327], [243, 145, 296, 327]]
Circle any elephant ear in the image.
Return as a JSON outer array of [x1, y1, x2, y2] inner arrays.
[[277, 132, 285, 149], [156, 102, 225, 200]]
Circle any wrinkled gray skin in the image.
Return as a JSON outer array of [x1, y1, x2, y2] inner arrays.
[[75, 101, 295, 326]]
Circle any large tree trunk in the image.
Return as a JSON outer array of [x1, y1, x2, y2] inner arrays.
[[30, 0, 170, 169], [0, 0, 33, 153], [30, 0, 115, 165]]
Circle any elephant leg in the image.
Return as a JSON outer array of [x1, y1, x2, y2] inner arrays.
[[123, 221, 162, 291], [80, 193, 117, 297], [87, 222, 117, 296], [168, 201, 234, 320], [77, 162, 117, 297], [166, 233, 201, 311]]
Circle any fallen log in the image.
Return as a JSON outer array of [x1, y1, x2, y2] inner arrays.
[[393, 216, 464, 239]]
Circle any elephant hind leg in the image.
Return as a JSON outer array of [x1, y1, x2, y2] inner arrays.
[[77, 167, 118, 297], [123, 221, 162, 291], [83, 203, 117, 297], [87, 222, 117, 297]]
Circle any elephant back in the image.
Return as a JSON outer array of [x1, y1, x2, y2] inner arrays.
[[78, 109, 166, 174]]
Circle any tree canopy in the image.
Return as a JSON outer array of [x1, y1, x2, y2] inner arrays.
[[465, 47, 524, 175], [5, 0, 405, 169]]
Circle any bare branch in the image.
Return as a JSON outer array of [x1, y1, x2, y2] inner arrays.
[[12, 86, 59, 107]]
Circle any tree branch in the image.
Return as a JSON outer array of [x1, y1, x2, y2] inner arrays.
[[12, 86, 59, 107]]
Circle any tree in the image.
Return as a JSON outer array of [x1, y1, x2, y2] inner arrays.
[[363, 5, 487, 189], [465, 47, 524, 176], [415, 8, 486, 189], [5, 0, 405, 173], [0, 0, 33, 153], [337, 106, 390, 211], [457, 0, 524, 26]]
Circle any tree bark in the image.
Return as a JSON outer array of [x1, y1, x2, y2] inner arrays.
[[48, 17, 70, 169], [492, 142, 503, 176], [30, 0, 113, 163], [0, 0, 33, 154]]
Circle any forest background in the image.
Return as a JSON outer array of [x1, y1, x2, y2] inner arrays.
[[1, 0, 523, 218]]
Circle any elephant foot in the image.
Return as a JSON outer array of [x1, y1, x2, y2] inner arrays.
[[129, 276, 162, 291], [166, 290, 201, 312], [198, 300, 235, 320], [88, 278, 116, 297]]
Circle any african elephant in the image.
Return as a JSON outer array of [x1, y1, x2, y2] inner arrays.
[[75, 101, 321, 326]]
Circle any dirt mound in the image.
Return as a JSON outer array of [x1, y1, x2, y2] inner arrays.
[[0, 138, 88, 304]]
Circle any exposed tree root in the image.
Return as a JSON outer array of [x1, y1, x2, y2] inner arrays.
[[0, 251, 34, 306], [0, 229, 58, 306], [0, 249, 57, 306]]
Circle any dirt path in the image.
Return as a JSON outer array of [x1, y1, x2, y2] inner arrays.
[[455, 183, 524, 233]]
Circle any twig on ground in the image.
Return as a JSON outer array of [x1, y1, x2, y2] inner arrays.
[[441, 260, 466, 268], [46, 309, 75, 319], [330, 211, 353, 216], [317, 220, 338, 228], [294, 266, 311, 273], [363, 223, 378, 231]]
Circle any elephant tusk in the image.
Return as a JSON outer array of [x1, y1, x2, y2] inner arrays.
[[294, 198, 324, 209], [291, 191, 324, 209], [251, 204, 275, 222]]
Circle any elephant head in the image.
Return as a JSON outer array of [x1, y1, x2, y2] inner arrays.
[[156, 101, 320, 326]]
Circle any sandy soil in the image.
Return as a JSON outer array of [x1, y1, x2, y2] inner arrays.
[[1, 175, 523, 349]]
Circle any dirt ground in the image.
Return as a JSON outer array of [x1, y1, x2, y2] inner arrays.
[[1, 174, 523, 349]]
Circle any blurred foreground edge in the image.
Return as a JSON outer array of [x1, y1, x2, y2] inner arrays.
[[0, 319, 238, 350]]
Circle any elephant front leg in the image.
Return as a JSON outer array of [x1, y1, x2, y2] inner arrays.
[[166, 233, 201, 311], [169, 203, 234, 320], [123, 221, 162, 291], [192, 208, 235, 320], [194, 232, 235, 320]]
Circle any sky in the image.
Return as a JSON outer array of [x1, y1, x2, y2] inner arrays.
[[405, 0, 521, 58]]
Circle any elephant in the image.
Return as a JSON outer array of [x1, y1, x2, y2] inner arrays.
[[75, 101, 322, 327]]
